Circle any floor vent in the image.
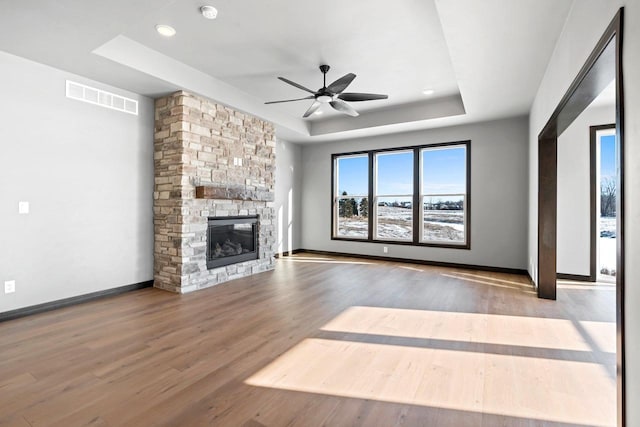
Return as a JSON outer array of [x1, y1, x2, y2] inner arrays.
[[65, 80, 138, 115]]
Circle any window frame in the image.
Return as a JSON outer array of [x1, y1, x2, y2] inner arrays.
[[332, 153, 370, 240], [331, 140, 471, 249]]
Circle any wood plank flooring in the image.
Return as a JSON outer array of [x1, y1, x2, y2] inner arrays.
[[0, 254, 616, 426]]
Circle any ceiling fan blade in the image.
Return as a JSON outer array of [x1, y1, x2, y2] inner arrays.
[[265, 96, 314, 104], [303, 101, 322, 118], [330, 99, 359, 117], [327, 73, 356, 94], [278, 77, 316, 94], [338, 92, 388, 102]]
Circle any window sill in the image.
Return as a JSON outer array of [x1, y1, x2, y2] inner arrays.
[[331, 236, 470, 250]]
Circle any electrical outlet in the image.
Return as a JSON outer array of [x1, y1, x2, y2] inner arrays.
[[383, 246, 388, 254], [4, 280, 15, 294]]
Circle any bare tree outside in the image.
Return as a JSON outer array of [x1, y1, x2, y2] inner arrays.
[[600, 176, 617, 277], [601, 177, 616, 217]]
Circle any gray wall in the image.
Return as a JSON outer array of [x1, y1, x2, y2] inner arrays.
[[300, 116, 529, 270], [274, 139, 302, 254], [0, 51, 154, 313], [557, 104, 615, 276], [527, 0, 640, 421]]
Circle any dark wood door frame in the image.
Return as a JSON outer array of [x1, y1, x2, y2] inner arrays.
[[537, 8, 624, 426], [590, 123, 617, 282], [538, 136, 557, 299]]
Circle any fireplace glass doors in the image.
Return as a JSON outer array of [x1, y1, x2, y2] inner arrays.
[[207, 216, 259, 269]]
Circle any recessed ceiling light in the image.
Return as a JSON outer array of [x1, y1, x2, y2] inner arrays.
[[156, 24, 176, 37], [201, 5, 218, 19], [422, 89, 435, 96]]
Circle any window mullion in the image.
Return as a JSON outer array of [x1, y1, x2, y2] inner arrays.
[[331, 155, 337, 238], [413, 147, 420, 244], [368, 151, 374, 241]]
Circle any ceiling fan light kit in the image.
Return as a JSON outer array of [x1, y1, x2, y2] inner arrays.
[[265, 64, 388, 118]]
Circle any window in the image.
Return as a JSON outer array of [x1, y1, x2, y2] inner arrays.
[[332, 141, 470, 248], [374, 150, 413, 241], [421, 146, 467, 244], [333, 154, 369, 238]]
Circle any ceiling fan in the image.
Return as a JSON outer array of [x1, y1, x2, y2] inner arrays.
[[265, 65, 388, 118]]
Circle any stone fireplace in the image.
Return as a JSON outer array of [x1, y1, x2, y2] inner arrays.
[[153, 91, 275, 293]]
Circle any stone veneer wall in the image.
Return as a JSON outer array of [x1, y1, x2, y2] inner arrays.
[[154, 91, 276, 293]]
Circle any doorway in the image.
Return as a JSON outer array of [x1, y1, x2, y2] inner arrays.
[[537, 8, 624, 426]]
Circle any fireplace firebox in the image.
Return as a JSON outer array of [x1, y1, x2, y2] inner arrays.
[[206, 216, 259, 269]]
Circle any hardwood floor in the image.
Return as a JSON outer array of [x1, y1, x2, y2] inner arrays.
[[0, 254, 615, 426]]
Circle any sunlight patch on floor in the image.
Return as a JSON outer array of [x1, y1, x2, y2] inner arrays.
[[557, 280, 615, 287], [557, 279, 616, 291], [397, 265, 425, 272], [452, 271, 531, 287], [557, 283, 616, 290], [320, 306, 613, 353], [279, 258, 373, 265], [245, 338, 615, 426], [441, 273, 536, 294], [579, 320, 617, 353]]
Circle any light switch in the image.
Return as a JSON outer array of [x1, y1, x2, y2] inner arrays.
[[18, 201, 29, 214], [4, 280, 15, 294]]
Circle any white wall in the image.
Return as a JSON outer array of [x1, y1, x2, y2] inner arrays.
[[624, 2, 640, 419], [528, 1, 640, 421], [557, 104, 615, 276], [0, 51, 154, 313], [274, 139, 302, 254], [301, 116, 529, 270]]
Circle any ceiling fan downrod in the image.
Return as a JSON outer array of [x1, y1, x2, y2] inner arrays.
[[319, 64, 330, 89]]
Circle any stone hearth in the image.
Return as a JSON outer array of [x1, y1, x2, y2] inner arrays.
[[153, 91, 275, 293]]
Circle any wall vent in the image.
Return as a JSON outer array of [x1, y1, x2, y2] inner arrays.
[[65, 80, 138, 115]]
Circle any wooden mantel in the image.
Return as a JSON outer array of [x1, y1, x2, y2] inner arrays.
[[195, 185, 274, 202]]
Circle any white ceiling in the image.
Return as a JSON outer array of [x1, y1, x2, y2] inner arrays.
[[590, 79, 616, 109], [0, 0, 574, 143]]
